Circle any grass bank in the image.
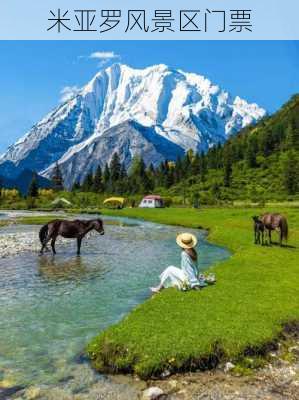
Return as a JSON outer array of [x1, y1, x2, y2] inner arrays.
[[16, 215, 66, 225], [87, 207, 299, 378], [14, 214, 133, 227]]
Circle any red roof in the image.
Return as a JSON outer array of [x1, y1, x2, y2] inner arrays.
[[143, 195, 162, 200]]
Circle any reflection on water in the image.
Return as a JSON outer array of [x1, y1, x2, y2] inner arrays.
[[0, 216, 230, 391], [38, 256, 100, 283]]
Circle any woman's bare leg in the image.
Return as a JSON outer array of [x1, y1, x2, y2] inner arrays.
[[150, 283, 164, 293]]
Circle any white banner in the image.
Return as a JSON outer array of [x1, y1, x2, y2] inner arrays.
[[0, 0, 299, 40]]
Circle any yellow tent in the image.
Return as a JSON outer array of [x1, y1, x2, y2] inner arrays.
[[103, 197, 126, 209], [51, 197, 72, 208]]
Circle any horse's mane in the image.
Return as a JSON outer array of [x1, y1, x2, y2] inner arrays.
[[73, 219, 102, 226], [73, 219, 90, 226]]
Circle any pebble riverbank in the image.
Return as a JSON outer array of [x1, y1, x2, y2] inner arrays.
[[1, 339, 298, 400], [0, 229, 72, 259], [144, 342, 299, 400], [0, 230, 40, 258]]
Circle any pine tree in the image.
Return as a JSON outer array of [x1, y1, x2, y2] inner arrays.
[[164, 161, 175, 188], [103, 163, 111, 192], [191, 153, 201, 176], [199, 152, 207, 182], [120, 163, 127, 180], [28, 172, 39, 198], [128, 156, 153, 193], [139, 157, 147, 178], [110, 152, 121, 182], [216, 142, 224, 166], [223, 145, 233, 187], [52, 162, 64, 191], [211, 181, 221, 200], [260, 129, 275, 157], [137, 157, 149, 192], [281, 150, 299, 195], [207, 146, 218, 169], [174, 156, 183, 183], [147, 163, 155, 185], [285, 119, 299, 151], [72, 181, 81, 192], [146, 164, 155, 191], [108, 153, 121, 193], [82, 172, 94, 192], [160, 161, 168, 185], [148, 163, 155, 175], [112, 163, 127, 194], [182, 151, 192, 177], [93, 165, 103, 193], [245, 137, 258, 168]]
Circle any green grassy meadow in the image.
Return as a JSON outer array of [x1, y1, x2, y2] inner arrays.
[[87, 207, 299, 378]]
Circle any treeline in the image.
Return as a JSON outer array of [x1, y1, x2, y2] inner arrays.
[[3, 95, 298, 205], [72, 148, 213, 195], [216, 94, 299, 195], [71, 95, 299, 201]]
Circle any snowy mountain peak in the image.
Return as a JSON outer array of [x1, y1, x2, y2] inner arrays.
[[0, 63, 266, 187]]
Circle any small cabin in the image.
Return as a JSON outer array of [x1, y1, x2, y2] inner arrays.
[[139, 195, 164, 208]]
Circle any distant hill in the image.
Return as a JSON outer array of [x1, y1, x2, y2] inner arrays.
[[165, 94, 299, 202], [0, 169, 52, 195]]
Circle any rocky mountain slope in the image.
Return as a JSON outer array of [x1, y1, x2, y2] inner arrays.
[[0, 63, 266, 188]]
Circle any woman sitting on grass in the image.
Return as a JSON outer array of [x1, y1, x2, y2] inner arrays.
[[151, 232, 204, 293]]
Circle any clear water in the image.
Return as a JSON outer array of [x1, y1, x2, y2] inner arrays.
[[0, 215, 230, 390]]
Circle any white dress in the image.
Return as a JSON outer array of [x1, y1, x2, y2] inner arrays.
[[159, 251, 200, 289]]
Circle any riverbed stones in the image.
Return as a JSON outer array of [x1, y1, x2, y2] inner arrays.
[[24, 386, 41, 400], [142, 386, 165, 399], [167, 380, 178, 390], [224, 362, 235, 373], [289, 345, 299, 356], [160, 369, 171, 379], [0, 229, 73, 258]]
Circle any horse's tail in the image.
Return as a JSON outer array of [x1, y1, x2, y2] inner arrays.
[[39, 224, 48, 244], [280, 217, 288, 241]]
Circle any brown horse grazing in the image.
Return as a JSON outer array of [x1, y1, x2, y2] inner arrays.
[[260, 213, 288, 246], [39, 219, 104, 255]]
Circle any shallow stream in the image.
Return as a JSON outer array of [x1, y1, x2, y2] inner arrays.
[[0, 213, 230, 398]]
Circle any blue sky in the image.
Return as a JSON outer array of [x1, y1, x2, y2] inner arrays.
[[0, 41, 298, 153]]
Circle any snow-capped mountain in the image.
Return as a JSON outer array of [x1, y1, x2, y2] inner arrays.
[[0, 63, 266, 188]]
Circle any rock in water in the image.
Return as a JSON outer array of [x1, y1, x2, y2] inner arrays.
[[224, 362, 235, 373], [142, 386, 165, 399]]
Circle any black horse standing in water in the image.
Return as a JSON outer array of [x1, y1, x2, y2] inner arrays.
[[39, 219, 104, 255]]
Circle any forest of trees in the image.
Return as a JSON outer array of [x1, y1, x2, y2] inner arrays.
[[17, 94, 298, 205], [70, 95, 299, 203]]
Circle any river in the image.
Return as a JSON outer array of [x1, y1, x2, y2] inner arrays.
[[0, 212, 230, 399]]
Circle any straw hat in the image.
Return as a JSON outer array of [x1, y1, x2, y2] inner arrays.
[[176, 232, 197, 249]]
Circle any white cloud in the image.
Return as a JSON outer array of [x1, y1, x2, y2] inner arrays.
[[60, 86, 81, 102], [87, 51, 120, 67], [78, 51, 120, 67], [89, 51, 119, 60]]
